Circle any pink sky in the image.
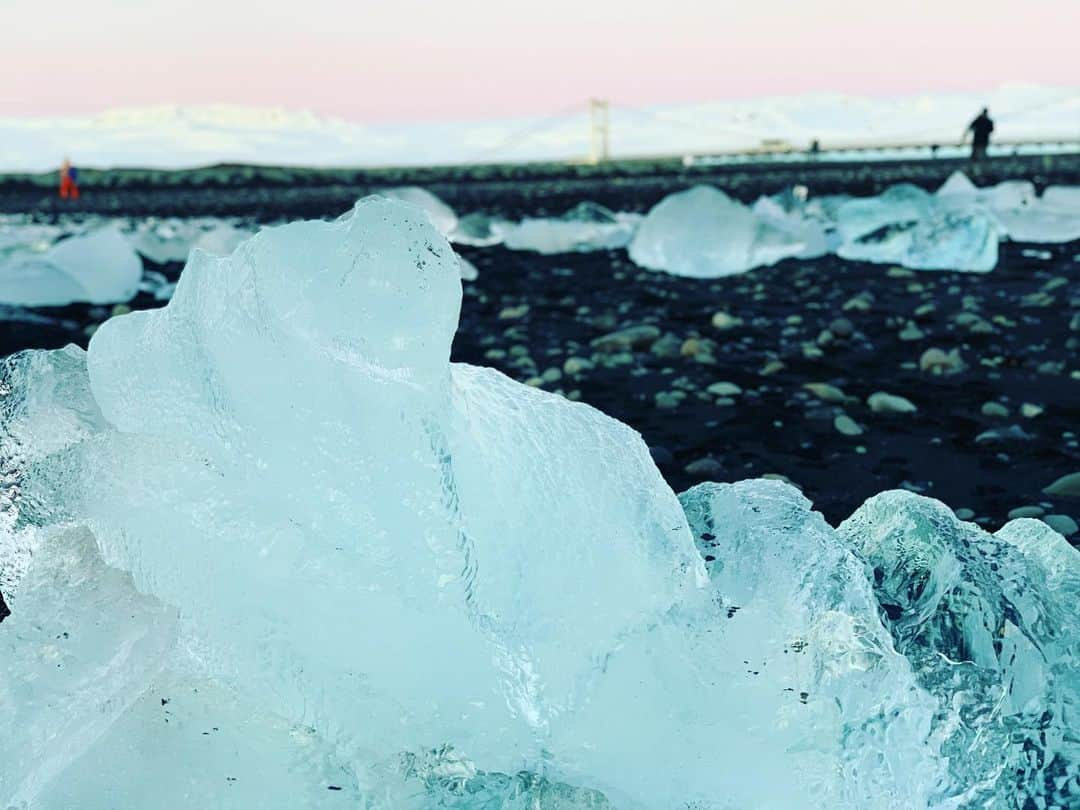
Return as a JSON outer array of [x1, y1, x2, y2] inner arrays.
[[5, 0, 1079, 122]]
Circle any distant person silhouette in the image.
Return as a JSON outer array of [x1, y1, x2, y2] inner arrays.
[[59, 157, 80, 200], [967, 108, 994, 161]]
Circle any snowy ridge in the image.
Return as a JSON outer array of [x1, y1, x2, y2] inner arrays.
[[1, 83, 1078, 172]]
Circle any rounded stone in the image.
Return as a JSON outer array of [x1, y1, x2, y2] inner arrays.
[[1042, 514, 1079, 536]]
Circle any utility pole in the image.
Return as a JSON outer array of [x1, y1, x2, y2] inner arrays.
[[589, 98, 610, 164]]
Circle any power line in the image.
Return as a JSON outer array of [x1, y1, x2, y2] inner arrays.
[[611, 102, 770, 141], [469, 103, 588, 160]]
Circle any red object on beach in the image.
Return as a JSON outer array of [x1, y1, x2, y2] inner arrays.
[[59, 159, 80, 199]]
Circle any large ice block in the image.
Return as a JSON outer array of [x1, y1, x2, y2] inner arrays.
[[0, 225, 142, 306], [2, 196, 1077, 808], [629, 185, 806, 277]]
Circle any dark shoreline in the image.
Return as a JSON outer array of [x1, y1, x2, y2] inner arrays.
[[1, 154, 1078, 542], [4, 151, 1080, 220]]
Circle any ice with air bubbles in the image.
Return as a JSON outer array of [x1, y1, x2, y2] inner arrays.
[[1, 197, 1077, 808]]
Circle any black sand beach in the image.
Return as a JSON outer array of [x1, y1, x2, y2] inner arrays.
[[2, 154, 1078, 540]]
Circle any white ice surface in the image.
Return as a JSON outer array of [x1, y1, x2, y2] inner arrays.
[[0, 225, 142, 306], [500, 203, 641, 254], [2, 198, 1077, 808], [629, 186, 807, 277]]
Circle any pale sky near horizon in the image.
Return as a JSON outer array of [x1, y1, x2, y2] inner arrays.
[[4, 0, 1078, 122]]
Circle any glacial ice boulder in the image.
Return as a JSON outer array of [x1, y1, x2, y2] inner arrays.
[[376, 186, 459, 236], [501, 202, 642, 254], [0, 225, 142, 306], [130, 218, 202, 264], [82, 200, 701, 729], [1043, 185, 1080, 215], [751, 191, 831, 259], [449, 211, 507, 247], [629, 185, 807, 277], [837, 209, 999, 272], [0, 527, 178, 807], [835, 183, 936, 243], [626, 181, 1002, 277], [935, 170, 980, 199], [2, 197, 1078, 808], [130, 218, 254, 264], [191, 222, 251, 256], [0, 218, 63, 260], [571, 480, 945, 808], [935, 171, 1080, 244], [830, 181, 999, 272], [839, 493, 1080, 808], [0, 197, 705, 805], [936, 171, 1038, 215], [998, 184, 1080, 243], [626, 175, 1080, 278]]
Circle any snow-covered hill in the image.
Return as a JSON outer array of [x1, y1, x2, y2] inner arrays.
[[1, 84, 1078, 172]]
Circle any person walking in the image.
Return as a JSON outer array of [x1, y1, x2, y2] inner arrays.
[[966, 109, 994, 161], [59, 157, 80, 199]]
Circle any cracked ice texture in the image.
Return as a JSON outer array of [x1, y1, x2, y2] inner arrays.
[[839, 493, 1080, 807], [1, 198, 703, 803], [0, 527, 177, 807], [1, 197, 1078, 807]]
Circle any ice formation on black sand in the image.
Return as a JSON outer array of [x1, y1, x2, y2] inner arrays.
[[1, 198, 1077, 808], [629, 174, 1080, 277], [0, 225, 142, 307]]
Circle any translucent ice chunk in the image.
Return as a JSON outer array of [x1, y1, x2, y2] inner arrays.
[[839, 492, 1080, 807], [34, 197, 702, 787], [0, 345, 108, 607], [0, 527, 177, 807], [935, 171, 1038, 212], [1042, 185, 1080, 214], [751, 193, 830, 259], [935, 170, 979, 198], [501, 203, 641, 254], [1000, 184, 1080, 243], [629, 185, 806, 277], [0, 225, 142, 306], [0, 219, 63, 261], [377, 186, 459, 236], [837, 210, 999, 272], [130, 218, 201, 263], [32, 669, 366, 810], [192, 222, 251, 256], [936, 172, 1080, 244], [449, 212, 507, 247], [835, 183, 935, 242], [130, 218, 254, 264], [592, 480, 943, 808], [4, 196, 1078, 807]]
